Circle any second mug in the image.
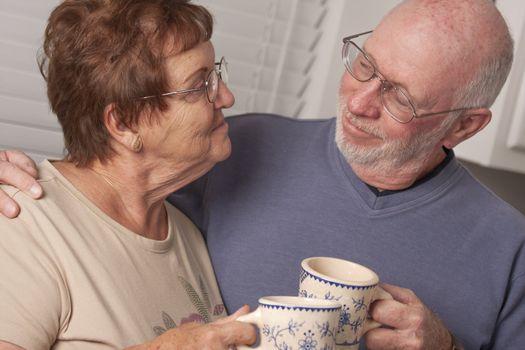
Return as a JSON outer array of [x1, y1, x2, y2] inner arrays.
[[237, 296, 341, 350]]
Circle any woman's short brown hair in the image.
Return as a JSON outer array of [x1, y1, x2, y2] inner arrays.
[[39, 0, 213, 166]]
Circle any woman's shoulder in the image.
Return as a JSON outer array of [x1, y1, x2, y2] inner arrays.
[[0, 160, 82, 240]]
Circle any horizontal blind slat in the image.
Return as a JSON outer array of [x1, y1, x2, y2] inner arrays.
[[208, 8, 319, 49], [197, 0, 323, 26], [0, 96, 59, 130], [0, 0, 59, 21], [0, 68, 47, 103], [230, 62, 309, 93], [0, 122, 64, 156], [0, 12, 46, 47], [214, 34, 314, 74], [0, 40, 40, 73]]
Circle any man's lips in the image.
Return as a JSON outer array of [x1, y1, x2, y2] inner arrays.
[[342, 115, 374, 138]]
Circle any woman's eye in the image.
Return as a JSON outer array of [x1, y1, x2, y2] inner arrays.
[[192, 79, 206, 89], [182, 81, 206, 102]]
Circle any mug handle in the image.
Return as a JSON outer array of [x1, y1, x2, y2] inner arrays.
[[362, 286, 393, 333], [236, 308, 262, 350]]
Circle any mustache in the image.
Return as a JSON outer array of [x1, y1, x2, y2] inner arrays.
[[338, 101, 386, 140]]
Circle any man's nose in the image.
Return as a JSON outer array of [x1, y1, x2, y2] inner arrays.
[[346, 75, 382, 119]]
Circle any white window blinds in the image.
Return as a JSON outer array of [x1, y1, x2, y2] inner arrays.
[[0, 0, 350, 162], [195, 0, 332, 117]]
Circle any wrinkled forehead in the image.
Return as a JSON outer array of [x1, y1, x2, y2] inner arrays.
[[164, 40, 215, 81]]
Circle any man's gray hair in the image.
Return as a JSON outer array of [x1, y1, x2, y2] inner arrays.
[[453, 30, 514, 110]]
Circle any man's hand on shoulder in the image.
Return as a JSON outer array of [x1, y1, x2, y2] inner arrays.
[[0, 150, 42, 218]]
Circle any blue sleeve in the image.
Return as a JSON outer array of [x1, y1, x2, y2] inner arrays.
[[489, 268, 525, 349]]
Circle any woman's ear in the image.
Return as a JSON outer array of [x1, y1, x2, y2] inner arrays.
[[103, 104, 143, 153], [442, 108, 491, 149]]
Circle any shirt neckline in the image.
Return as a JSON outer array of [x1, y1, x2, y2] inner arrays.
[[40, 160, 175, 253], [365, 147, 454, 197], [327, 118, 464, 211]]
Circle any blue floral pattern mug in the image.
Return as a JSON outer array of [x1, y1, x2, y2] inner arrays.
[[299, 257, 392, 350], [237, 296, 341, 350]]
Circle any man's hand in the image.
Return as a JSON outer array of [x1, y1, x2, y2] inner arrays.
[[364, 283, 453, 350], [0, 150, 42, 218]]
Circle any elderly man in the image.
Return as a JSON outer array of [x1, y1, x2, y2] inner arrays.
[[1, 0, 524, 349]]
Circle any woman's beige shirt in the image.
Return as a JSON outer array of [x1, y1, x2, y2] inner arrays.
[[0, 160, 226, 349]]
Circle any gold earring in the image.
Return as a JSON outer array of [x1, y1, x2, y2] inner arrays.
[[132, 135, 143, 152]]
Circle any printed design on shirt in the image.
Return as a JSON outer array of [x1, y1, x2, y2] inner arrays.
[[152, 275, 226, 336], [153, 312, 177, 336]]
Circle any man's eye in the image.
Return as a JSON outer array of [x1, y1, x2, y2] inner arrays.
[[358, 57, 373, 71], [393, 88, 412, 107]]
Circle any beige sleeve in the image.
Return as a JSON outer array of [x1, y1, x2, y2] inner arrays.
[[0, 202, 68, 349]]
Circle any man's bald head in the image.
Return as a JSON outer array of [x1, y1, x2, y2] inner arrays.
[[376, 0, 513, 108]]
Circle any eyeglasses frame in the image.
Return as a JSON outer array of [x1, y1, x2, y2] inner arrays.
[[342, 31, 475, 123], [140, 56, 228, 104]]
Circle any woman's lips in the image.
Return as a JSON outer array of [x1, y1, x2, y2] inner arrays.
[[212, 118, 227, 132]]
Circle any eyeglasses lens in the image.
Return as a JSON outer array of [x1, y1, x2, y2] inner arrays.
[[343, 42, 414, 123], [207, 70, 219, 103], [218, 57, 229, 84], [381, 84, 414, 123]]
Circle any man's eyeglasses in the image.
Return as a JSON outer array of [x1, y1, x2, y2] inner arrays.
[[342, 31, 473, 124], [140, 56, 229, 104]]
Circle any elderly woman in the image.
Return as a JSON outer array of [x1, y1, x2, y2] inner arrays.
[[0, 0, 255, 349]]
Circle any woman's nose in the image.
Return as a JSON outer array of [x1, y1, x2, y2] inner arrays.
[[214, 80, 235, 109]]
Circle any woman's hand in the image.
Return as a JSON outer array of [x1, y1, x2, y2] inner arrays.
[[0, 150, 42, 218], [127, 305, 256, 350]]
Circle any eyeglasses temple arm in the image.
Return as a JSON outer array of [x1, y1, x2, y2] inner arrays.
[[342, 30, 373, 43]]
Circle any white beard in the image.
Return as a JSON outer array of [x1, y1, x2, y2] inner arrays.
[[335, 98, 453, 175]]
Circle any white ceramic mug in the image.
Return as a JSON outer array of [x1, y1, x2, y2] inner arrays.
[[299, 257, 392, 349], [237, 296, 341, 350]]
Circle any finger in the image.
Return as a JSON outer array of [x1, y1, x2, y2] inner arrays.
[[380, 282, 422, 305], [229, 304, 251, 318], [0, 160, 42, 199], [369, 297, 415, 330], [2, 150, 39, 178], [219, 320, 257, 346], [215, 304, 251, 324], [364, 327, 412, 350], [0, 190, 20, 218]]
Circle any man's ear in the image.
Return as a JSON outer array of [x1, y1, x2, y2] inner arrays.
[[442, 108, 491, 149], [103, 104, 142, 152]]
